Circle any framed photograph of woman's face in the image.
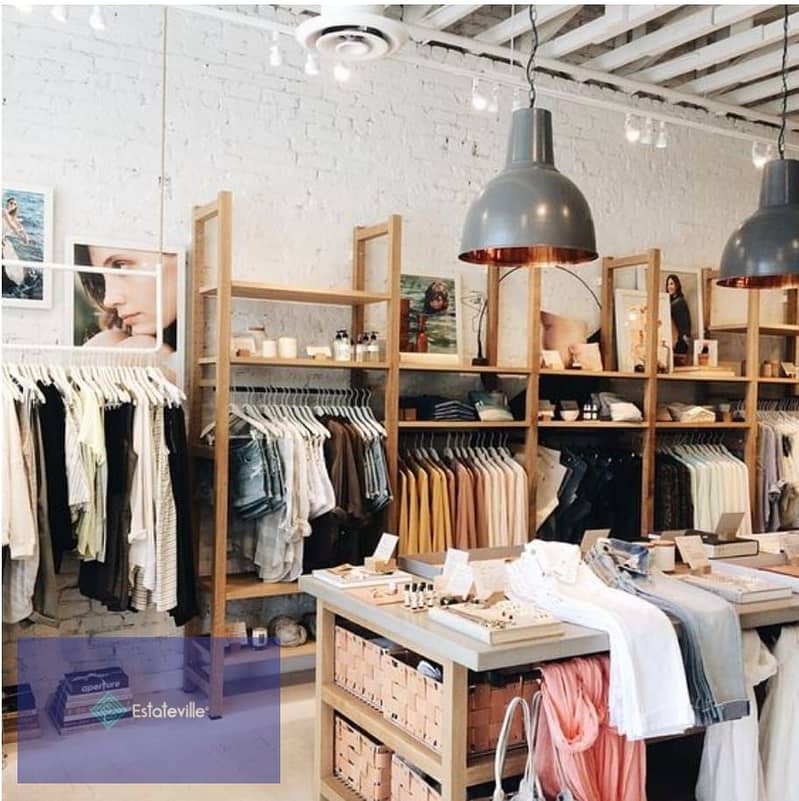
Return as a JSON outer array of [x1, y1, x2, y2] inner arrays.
[[2, 184, 53, 309], [399, 273, 462, 364], [65, 238, 186, 385]]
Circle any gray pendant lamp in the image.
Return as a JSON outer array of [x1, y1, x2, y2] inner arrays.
[[718, 5, 799, 289], [459, 6, 597, 266]]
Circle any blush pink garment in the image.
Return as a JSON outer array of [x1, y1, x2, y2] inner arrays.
[[535, 655, 646, 801]]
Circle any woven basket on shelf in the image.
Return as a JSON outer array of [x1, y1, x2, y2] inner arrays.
[[467, 676, 540, 756], [334, 626, 397, 710], [334, 715, 393, 801], [390, 755, 441, 801]]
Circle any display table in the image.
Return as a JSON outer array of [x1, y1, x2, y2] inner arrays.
[[300, 564, 799, 801]]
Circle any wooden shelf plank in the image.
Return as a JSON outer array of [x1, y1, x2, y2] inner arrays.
[[538, 421, 647, 429], [400, 363, 530, 375], [758, 376, 799, 384], [321, 684, 442, 782], [659, 373, 748, 382], [655, 421, 750, 429], [711, 323, 799, 336], [199, 282, 390, 306], [193, 638, 316, 666], [466, 748, 528, 786], [198, 573, 304, 601], [397, 421, 529, 429], [539, 369, 646, 379], [198, 355, 390, 370]]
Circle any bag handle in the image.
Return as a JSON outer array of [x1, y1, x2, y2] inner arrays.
[[493, 696, 529, 801]]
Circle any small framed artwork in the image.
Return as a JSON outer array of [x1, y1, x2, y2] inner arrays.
[[614, 289, 672, 374], [693, 339, 719, 368], [399, 273, 461, 364], [781, 362, 798, 378], [541, 349, 565, 370], [66, 238, 186, 386], [569, 342, 603, 372], [2, 184, 53, 308]]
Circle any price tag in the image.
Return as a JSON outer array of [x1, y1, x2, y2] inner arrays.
[[472, 561, 508, 600], [783, 533, 799, 566], [442, 548, 470, 579], [675, 535, 711, 574], [372, 533, 399, 562], [445, 564, 474, 599]]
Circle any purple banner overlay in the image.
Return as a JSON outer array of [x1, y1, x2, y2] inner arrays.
[[15, 637, 281, 783]]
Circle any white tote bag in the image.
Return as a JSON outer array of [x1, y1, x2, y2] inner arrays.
[[492, 694, 543, 801]]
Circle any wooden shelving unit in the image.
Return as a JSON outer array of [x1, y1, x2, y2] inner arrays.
[[185, 191, 402, 717], [397, 420, 530, 430]]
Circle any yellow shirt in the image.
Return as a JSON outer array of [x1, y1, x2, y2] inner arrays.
[[398, 469, 409, 556]]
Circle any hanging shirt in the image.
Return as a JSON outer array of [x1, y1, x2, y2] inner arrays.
[[2, 395, 36, 559], [75, 388, 107, 561]]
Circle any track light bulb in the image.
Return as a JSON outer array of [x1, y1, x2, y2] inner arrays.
[[751, 141, 773, 169], [655, 120, 667, 150], [89, 5, 105, 31], [51, 5, 67, 22], [333, 61, 351, 83], [640, 116, 653, 146], [471, 78, 487, 112], [487, 83, 499, 114], [304, 52, 320, 76], [624, 113, 641, 144]]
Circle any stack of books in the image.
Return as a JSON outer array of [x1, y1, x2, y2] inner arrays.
[[48, 667, 132, 735], [2, 683, 41, 742]]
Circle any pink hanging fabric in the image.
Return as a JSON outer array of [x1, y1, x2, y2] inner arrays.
[[535, 655, 646, 801]]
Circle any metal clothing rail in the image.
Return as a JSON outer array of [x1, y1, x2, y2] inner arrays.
[[2, 258, 163, 354]]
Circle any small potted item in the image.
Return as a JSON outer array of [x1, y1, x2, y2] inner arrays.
[[559, 400, 580, 422], [251, 626, 269, 649], [538, 400, 556, 421]]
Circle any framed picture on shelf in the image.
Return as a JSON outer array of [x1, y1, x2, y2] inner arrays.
[[638, 266, 704, 365], [541, 349, 565, 370], [66, 238, 186, 385], [399, 273, 461, 364], [2, 184, 53, 309], [614, 288, 672, 374], [693, 338, 719, 368]]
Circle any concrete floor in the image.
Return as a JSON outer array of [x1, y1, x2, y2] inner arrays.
[[2, 681, 317, 801]]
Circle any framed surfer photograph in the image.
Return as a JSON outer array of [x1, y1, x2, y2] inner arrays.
[[399, 272, 462, 364], [2, 184, 53, 308]]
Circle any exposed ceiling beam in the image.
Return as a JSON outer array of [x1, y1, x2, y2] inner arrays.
[[416, 4, 481, 31], [757, 91, 799, 115], [679, 43, 799, 95], [474, 5, 574, 46], [632, 11, 799, 84], [539, 5, 678, 59], [538, 7, 584, 44], [402, 5, 434, 24], [584, 5, 770, 72], [720, 69, 799, 106]]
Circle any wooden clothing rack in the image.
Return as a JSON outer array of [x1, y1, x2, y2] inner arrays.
[[183, 191, 799, 717]]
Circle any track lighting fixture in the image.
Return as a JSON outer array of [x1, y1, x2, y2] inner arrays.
[[624, 113, 641, 144]]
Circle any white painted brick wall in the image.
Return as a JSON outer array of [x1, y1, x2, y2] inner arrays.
[[0, 5, 778, 664]]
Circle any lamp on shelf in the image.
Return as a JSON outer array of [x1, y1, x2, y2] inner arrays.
[[459, 5, 597, 267], [717, 5, 799, 289]]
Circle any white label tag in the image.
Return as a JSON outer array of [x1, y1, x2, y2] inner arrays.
[[442, 549, 470, 579], [472, 561, 508, 600], [676, 535, 711, 572], [446, 564, 474, 599], [372, 533, 399, 562]]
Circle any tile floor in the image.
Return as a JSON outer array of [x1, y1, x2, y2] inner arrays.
[[2, 681, 317, 801]]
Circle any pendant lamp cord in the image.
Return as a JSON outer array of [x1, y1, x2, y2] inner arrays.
[[527, 4, 538, 107], [778, 3, 788, 159]]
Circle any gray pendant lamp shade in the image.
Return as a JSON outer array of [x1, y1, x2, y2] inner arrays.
[[717, 158, 799, 288], [459, 107, 598, 266]]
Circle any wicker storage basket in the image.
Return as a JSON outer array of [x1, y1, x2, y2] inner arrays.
[[390, 755, 441, 801], [382, 651, 443, 751], [335, 715, 393, 801], [334, 625, 397, 710], [467, 675, 540, 756], [383, 651, 540, 756]]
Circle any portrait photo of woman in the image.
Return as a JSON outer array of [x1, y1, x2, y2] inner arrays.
[[666, 273, 692, 356], [69, 240, 184, 379]]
